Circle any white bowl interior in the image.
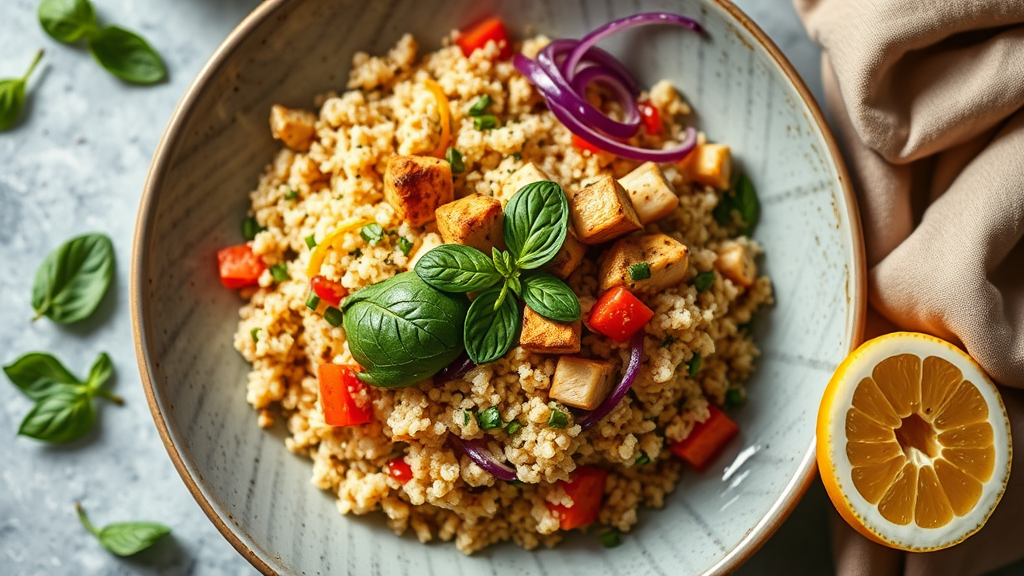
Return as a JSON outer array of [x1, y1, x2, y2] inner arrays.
[[134, 0, 861, 574]]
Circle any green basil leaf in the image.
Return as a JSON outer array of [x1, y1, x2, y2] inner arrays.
[[18, 388, 94, 443], [342, 272, 469, 388], [521, 272, 580, 322], [3, 352, 80, 402], [464, 285, 520, 365], [735, 174, 759, 236], [98, 522, 171, 556], [504, 181, 569, 270], [86, 352, 113, 390], [0, 50, 43, 132], [31, 233, 115, 324], [414, 244, 501, 293], [38, 0, 97, 43], [87, 26, 166, 85], [492, 247, 511, 277]]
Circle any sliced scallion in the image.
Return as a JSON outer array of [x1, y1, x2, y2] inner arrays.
[[323, 306, 343, 327]]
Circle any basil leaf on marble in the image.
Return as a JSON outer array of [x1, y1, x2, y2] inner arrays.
[[503, 181, 568, 270], [76, 503, 171, 556], [38, 0, 97, 43], [414, 244, 501, 293], [3, 352, 79, 402], [463, 285, 519, 365], [31, 233, 115, 324], [0, 50, 44, 132], [88, 26, 166, 84], [18, 387, 95, 443], [521, 272, 580, 322]]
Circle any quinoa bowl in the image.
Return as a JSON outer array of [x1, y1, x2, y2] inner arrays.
[[131, 0, 865, 574]]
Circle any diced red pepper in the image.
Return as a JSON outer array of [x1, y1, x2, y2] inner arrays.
[[217, 244, 266, 289], [310, 275, 347, 306], [387, 458, 413, 483], [588, 286, 655, 343], [548, 466, 609, 530], [638, 100, 661, 135], [572, 134, 604, 155], [318, 364, 373, 427], [456, 17, 511, 60], [669, 405, 739, 470]]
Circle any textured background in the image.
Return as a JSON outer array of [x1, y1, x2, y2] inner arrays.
[[0, 1, 1018, 575]]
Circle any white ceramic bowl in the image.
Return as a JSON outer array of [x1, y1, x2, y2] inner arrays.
[[132, 0, 865, 574]]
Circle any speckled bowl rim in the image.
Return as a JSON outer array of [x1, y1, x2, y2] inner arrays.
[[131, 1, 867, 573]]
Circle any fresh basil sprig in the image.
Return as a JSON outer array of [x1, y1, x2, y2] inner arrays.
[[31, 233, 115, 324], [713, 174, 759, 237], [0, 50, 44, 133], [4, 351, 122, 443], [76, 503, 171, 556], [38, 0, 166, 85], [414, 181, 580, 364]]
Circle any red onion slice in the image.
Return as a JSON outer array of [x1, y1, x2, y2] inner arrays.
[[451, 436, 518, 481], [578, 331, 645, 431], [549, 98, 697, 162]]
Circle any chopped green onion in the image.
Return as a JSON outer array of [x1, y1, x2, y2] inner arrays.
[[660, 335, 677, 348], [284, 188, 298, 200], [688, 354, 702, 376], [477, 406, 502, 430], [323, 306, 343, 327], [398, 237, 414, 257], [635, 451, 651, 465], [305, 293, 321, 310], [548, 408, 568, 429], [242, 216, 263, 240], [468, 94, 492, 116], [473, 114, 498, 130], [628, 262, 651, 281], [600, 529, 622, 548], [270, 264, 290, 283], [693, 271, 715, 292], [250, 328, 260, 343], [462, 410, 471, 426], [360, 223, 385, 246], [304, 234, 317, 249], [725, 388, 745, 408], [504, 421, 522, 436], [445, 146, 465, 173]]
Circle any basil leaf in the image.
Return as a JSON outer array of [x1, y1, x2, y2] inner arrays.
[[3, 352, 80, 402], [76, 503, 171, 557], [504, 181, 569, 269], [735, 174, 759, 236], [0, 50, 43, 132], [521, 272, 580, 322], [414, 244, 501, 293], [88, 26, 166, 85], [38, 0, 97, 43], [342, 272, 469, 388], [18, 388, 94, 443], [31, 233, 115, 324], [464, 285, 520, 364], [85, 352, 113, 389]]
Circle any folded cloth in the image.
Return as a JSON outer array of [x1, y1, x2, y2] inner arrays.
[[794, 0, 1024, 389]]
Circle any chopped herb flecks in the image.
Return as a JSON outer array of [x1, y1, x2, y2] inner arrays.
[[305, 293, 321, 310], [548, 408, 568, 429], [629, 262, 651, 281], [323, 306, 343, 327], [304, 234, 317, 249], [688, 354, 702, 376], [693, 271, 715, 292], [504, 420, 522, 435], [473, 114, 498, 130], [270, 264, 290, 283], [360, 223, 385, 246], [477, 406, 502, 430], [445, 146, 465, 173], [468, 94, 492, 116]]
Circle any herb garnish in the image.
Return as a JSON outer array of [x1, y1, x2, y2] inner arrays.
[[600, 528, 622, 548], [504, 420, 522, 435], [3, 352, 121, 443], [476, 406, 502, 430], [284, 188, 298, 200], [712, 174, 759, 236], [548, 407, 569, 429], [473, 115, 498, 130], [415, 181, 579, 364], [75, 503, 171, 556], [398, 237, 414, 257], [688, 354, 702, 376], [39, 0, 166, 84], [693, 270, 715, 292], [360, 223, 385, 246], [304, 234, 317, 249], [445, 146, 465, 173], [242, 216, 263, 240], [628, 262, 651, 281], [725, 388, 744, 408], [0, 50, 43, 132], [269, 264, 290, 283], [31, 233, 114, 324], [635, 451, 651, 465], [468, 95, 492, 116]]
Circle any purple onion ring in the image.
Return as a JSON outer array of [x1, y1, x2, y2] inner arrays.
[[578, 331, 645, 431]]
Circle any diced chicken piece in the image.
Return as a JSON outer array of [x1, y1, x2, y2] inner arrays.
[[406, 233, 443, 270], [519, 306, 581, 354], [384, 155, 454, 226], [435, 194, 506, 253], [598, 233, 690, 293], [549, 356, 615, 411], [498, 162, 553, 206], [617, 162, 679, 224], [269, 104, 318, 152], [715, 239, 757, 287], [543, 229, 587, 279], [681, 144, 732, 190], [569, 176, 642, 244]]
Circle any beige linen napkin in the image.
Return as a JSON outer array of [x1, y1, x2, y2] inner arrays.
[[793, 0, 1024, 574]]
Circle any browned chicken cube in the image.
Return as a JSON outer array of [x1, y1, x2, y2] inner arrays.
[[618, 162, 679, 224], [499, 162, 553, 206], [435, 194, 506, 253], [569, 176, 642, 244], [715, 239, 757, 287], [599, 233, 690, 293], [543, 229, 587, 279], [549, 356, 615, 411], [519, 306, 582, 355], [269, 104, 318, 152], [683, 144, 732, 190], [384, 155, 454, 226]]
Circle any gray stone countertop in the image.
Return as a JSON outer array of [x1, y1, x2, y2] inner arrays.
[[1, 1, 1020, 575]]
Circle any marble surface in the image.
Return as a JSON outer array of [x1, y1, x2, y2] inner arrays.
[[0, 1, 1015, 575]]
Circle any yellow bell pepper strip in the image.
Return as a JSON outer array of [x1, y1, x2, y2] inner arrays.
[[423, 79, 452, 159], [306, 217, 373, 278]]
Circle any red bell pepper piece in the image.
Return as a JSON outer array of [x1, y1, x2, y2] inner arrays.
[[588, 286, 655, 343], [217, 244, 266, 289], [638, 100, 661, 135], [456, 17, 511, 60], [669, 405, 739, 470], [310, 275, 346, 306], [318, 364, 373, 427], [571, 134, 604, 155], [548, 466, 609, 530], [387, 458, 413, 483]]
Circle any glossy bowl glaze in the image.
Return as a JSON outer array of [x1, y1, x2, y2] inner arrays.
[[132, 0, 865, 574]]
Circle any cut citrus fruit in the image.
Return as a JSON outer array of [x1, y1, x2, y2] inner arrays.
[[817, 332, 1011, 551]]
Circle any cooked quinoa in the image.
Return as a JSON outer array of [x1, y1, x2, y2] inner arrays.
[[233, 32, 772, 554]]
